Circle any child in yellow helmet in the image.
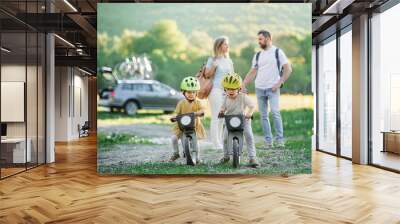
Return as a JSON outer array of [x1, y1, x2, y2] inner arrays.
[[169, 76, 206, 163], [219, 73, 260, 168]]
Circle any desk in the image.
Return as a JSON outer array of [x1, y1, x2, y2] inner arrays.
[[1, 138, 31, 163], [382, 131, 400, 154]]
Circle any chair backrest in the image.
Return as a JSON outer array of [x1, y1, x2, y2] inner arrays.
[[82, 121, 90, 129]]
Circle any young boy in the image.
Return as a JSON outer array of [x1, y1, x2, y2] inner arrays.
[[169, 76, 206, 163], [219, 73, 260, 168]]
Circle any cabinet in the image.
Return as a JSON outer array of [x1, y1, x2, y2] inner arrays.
[[382, 131, 400, 154]]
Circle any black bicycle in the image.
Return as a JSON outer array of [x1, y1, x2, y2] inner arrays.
[[219, 113, 246, 168], [171, 112, 202, 166]]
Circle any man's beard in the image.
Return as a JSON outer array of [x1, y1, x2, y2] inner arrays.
[[259, 43, 267, 49]]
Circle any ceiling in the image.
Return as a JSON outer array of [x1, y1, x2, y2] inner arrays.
[[311, 0, 391, 43], [0, 0, 98, 73], [0, 0, 395, 74]]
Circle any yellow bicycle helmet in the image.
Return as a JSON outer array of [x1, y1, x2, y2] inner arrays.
[[221, 73, 242, 89]]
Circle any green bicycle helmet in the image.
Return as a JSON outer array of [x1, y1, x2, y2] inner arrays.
[[180, 76, 200, 91], [221, 73, 242, 89]]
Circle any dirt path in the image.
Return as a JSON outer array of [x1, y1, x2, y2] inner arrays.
[[98, 123, 264, 166]]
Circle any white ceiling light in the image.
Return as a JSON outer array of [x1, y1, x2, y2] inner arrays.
[[323, 0, 342, 14], [78, 67, 92, 76], [54, 34, 75, 48], [63, 0, 78, 12], [323, 0, 354, 15], [1, 47, 11, 53]]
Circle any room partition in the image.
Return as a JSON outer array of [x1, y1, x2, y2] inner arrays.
[[314, 0, 400, 172], [369, 3, 400, 172], [315, 18, 353, 159], [0, 1, 47, 179]]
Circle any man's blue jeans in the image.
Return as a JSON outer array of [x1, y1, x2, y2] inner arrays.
[[255, 88, 284, 143]]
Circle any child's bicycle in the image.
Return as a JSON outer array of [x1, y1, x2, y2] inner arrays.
[[171, 112, 203, 166], [218, 113, 248, 168]]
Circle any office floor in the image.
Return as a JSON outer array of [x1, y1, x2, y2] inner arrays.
[[0, 167, 25, 177], [372, 150, 400, 171], [0, 135, 399, 223], [1, 163, 45, 179]]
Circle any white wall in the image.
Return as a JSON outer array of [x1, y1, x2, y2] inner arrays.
[[1, 65, 26, 130], [71, 72, 89, 138], [1, 65, 35, 139], [76, 72, 89, 138], [55, 67, 69, 141], [1, 64, 46, 164], [54, 67, 89, 141]]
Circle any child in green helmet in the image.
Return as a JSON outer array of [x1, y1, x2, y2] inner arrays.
[[169, 76, 206, 163], [218, 73, 260, 168]]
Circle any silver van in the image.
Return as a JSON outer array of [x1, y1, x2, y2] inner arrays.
[[99, 80, 184, 115]]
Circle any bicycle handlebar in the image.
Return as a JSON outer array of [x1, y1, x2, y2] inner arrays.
[[218, 113, 253, 120], [170, 112, 204, 123]]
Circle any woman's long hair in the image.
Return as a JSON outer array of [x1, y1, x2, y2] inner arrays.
[[213, 36, 229, 58]]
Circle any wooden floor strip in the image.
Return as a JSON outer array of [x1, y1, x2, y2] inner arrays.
[[0, 135, 399, 223]]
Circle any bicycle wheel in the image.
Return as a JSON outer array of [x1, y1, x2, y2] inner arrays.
[[184, 138, 196, 166], [232, 139, 240, 168]]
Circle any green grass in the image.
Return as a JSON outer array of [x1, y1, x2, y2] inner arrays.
[[98, 149, 311, 175], [203, 108, 312, 137], [204, 108, 313, 152], [98, 132, 154, 148]]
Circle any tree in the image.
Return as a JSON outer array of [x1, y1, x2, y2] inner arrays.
[[188, 30, 213, 56], [240, 43, 256, 65], [98, 17, 312, 94], [274, 33, 302, 58], [113, 29, 140, 59], [134, 20, 188, 57], [97, 33, 111, 68]]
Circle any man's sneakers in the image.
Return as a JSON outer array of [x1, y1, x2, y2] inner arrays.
[[248, 158, 260, 168], [169, 153, 180, 162]]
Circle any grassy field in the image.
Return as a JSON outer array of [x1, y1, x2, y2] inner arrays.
[[97, 133, 155, 152], [98, 95, 313, 175], [97, 94, 313, 126], [98, 149, 311, 175]]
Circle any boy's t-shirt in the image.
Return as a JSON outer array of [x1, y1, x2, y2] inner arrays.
[[221, 92, 255, 115], [172, 98, 206, 139]]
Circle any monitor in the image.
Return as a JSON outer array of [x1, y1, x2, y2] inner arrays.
[[1, 123, 7, 137]]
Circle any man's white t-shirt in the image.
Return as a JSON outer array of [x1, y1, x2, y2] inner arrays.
[[251, 45, 289, 89]]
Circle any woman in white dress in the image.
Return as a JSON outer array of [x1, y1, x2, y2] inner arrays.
[[204, 36, 234, 151]]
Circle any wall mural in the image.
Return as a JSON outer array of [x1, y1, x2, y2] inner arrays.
[[97, 3, 312, 175]]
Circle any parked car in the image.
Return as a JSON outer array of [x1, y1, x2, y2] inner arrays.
[[98, 80, 184, 115]]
